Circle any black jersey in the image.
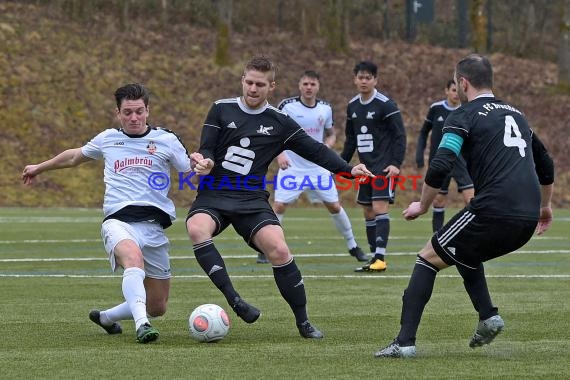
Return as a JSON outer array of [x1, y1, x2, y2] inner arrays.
[[416, 99, 470, 177], [416, 100, 459, 165], [197, 97, 353, 198], [341, 89, 406, 174], [443, 96, 540, 220]]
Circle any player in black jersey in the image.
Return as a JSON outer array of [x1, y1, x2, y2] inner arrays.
[[186, 56, 373, 339], [416, 79, 474, 232], [341, 61, 407, 272], [375, 54, 554, 358]]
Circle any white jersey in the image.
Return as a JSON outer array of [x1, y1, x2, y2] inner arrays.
[[278, 97, 334, 174], [81, 126, 192, 221]]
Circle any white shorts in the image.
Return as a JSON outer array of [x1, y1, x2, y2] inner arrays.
[[274, 169, 339, 204], [101, 219, 171, 279]]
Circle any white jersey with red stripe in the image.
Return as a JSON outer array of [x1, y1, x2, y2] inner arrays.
[[278, 97, 334, 174], [81, 126, 192, 221]]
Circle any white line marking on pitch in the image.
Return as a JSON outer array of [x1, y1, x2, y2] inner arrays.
[[1, 273, 569, 279]]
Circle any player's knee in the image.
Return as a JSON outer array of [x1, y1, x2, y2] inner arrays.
[[186, 220, 211, 242], [273, 202, 287, 214], [269, 242, 291, 262], [433, 195, 446, 208], [147, 300, 167, 317], [325, 202, 342, 213]]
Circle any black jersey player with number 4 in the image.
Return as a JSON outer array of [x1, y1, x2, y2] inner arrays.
[[375, 54, 555, 358], [186, 56, 373, 340]]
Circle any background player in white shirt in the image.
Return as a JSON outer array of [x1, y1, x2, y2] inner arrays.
[[265, 70, 367, 264], [22, 83, 192, 344]]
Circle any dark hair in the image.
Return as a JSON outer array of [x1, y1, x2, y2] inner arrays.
[[300, 70, 320, 81], [455, 54, 493, 89], [244, 56, 276, 81], [446, 79, 455, 89], [114, 83, 150, 109], [353, 61, 378, 77]]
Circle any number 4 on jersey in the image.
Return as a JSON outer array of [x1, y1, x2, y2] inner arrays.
[[503, 115, 527, 157]]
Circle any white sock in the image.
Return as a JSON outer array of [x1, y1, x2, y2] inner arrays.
[[122, 267, 149, 329], [331, 208, 357, 249], [375, 247, 386, 255], [275, 213, 284, 223], [101, 302, 132, 325]]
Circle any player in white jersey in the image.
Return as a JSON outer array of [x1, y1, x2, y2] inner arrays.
[[22, 83, 192, 344], [265, 70, 367, 264]]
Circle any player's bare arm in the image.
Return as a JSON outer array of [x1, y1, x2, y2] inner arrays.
[[537, 183, 554, 235], [22, 148, 91, 186]]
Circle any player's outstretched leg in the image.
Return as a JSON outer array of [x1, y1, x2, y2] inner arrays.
[[88, 310, 122, 335]]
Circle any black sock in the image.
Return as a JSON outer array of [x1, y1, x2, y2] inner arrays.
[[397, 256, 439, 346], [365, 219, 376, 252], [273, 258, 308, 325], [456, 263, 498, 320], [193, 240, 239, 305], [432, 207, 445, 232], [374, 213, 390, 261]]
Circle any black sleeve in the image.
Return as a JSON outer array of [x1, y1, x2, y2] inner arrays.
[[198, 103, 220, 161], [424, 148, 458, 188], [285, 128, 354, 176], [387, 111, 406, 168], [416, 120, 431, 168], [531, 132, 555, 185], [340, 111, 356, 163]]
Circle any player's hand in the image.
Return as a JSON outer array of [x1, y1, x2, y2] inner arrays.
[[22, 165, 40, 186], [403, 201, 425, 221], [194, 158, 214, 175], [351, 164, 374, 179], [536, 206, 553, 235], [190, 152, 204, 169], [383, 165, 400, 178], [277, 154, 290, 170]]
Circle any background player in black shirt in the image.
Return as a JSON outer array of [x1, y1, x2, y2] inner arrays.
[[375, 54, 554, 358], [186, 56, 373, 339], [416, 79, 474, 232], [341, 61, 407, 272]]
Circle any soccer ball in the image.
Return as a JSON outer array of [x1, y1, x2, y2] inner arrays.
[[188, 304, 230, 343]]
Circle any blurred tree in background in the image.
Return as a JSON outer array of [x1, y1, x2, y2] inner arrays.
[[29, 0, 565, 62], [560, 0, 570, 86]]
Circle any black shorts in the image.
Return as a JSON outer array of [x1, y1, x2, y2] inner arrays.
[[439, 164, 474, 194], [187, 192, 280, 252], [356, 173, 396, 205], [431, 208, 537, 269]]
